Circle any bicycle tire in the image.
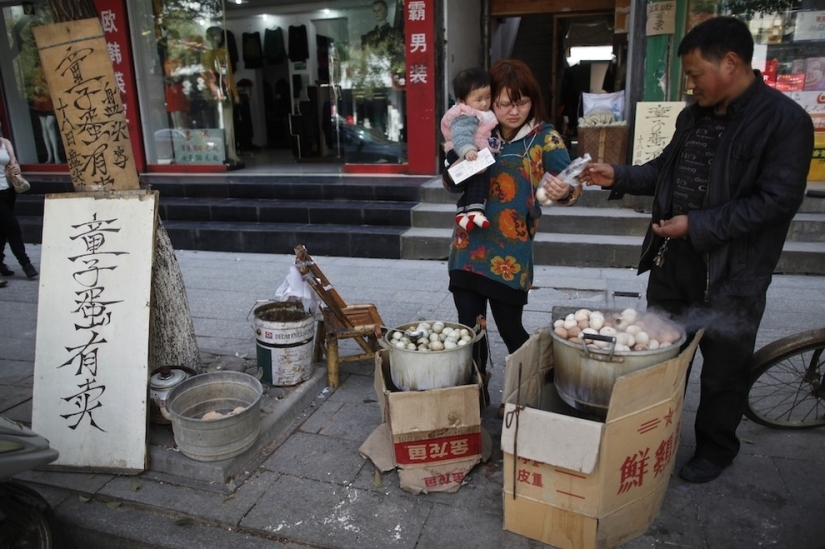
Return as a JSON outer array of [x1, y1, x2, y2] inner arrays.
[[745, 327, 825, 429]]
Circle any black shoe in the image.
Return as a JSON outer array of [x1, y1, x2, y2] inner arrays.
[[0, 263, 12, 276], [22, 263, 38, 279], [0, 279, 6, 288], [679, 456, 727, 483]]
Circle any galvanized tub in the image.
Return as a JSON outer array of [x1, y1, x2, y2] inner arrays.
[[165, 371, 263, 462], [552, 315, 685, 418], [379, 320, 484, 391]]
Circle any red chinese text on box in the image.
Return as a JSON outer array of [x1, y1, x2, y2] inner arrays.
[[394, 432, 481, 465], [514, 407, 681, 499], [423, 471, 465, 488]]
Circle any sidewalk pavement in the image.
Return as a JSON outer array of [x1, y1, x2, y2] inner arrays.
[[2, 245, 824, 549]]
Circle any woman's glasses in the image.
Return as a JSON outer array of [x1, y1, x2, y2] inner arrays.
[[494, 98, 531, 111]]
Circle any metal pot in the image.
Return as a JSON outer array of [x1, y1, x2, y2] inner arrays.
[[552, 326, 686, 418], [165, 371, 263, 462], [148, 366, 198, 424], [379, 320, 484, 391]]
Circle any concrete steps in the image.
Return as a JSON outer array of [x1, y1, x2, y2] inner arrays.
[[16, 174, 429, 259], [14, 173, 825, 273], [400, 179, 825, 275]]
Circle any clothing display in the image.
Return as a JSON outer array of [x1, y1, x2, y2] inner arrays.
[[288, 25, 308, 62], [242, 32, 263, 69], [264, 27, 286, 64]]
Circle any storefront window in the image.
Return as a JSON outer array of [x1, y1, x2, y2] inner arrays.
[[0, 2, 61, 165], [129, 0, 407, 167]]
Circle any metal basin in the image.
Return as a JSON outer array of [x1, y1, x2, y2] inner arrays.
[[165, 371, 263, 462]]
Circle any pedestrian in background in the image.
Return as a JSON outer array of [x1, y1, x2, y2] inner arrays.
[[582, 16, 813, 483], [0, 123, 38, 280], [446, 59, 580, 410]]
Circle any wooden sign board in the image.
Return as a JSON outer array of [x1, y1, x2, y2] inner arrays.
[[31, 191, 158, 473], [33, 18, 139, 191], [632, 102, 685, 165]]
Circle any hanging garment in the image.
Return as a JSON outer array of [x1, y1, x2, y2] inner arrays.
[[242, 32, 263, 69], [264, 27, 286, 64], [288, 25, 309, 62]]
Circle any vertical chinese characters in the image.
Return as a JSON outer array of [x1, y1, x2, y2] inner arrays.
[[57, 213, 128, 431]]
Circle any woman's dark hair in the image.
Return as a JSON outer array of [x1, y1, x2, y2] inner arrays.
[[489, 59, 547, 130], [452, 67, 490, 101], [677, 16, 753, 64]]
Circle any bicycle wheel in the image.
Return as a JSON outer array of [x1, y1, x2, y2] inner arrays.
[[745, 327, 825, 429]]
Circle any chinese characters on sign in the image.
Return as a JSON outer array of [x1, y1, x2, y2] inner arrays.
[[405, 0, 435, 173], [171, 129, 226, 164], [33, 18, 139, 190], [57, 213, 128, 432], [32, 192, 156, 472], [632, 102, 684, 165], [646, 1, 676, 36]]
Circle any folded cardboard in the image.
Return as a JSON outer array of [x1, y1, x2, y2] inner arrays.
[[500, 328, 700, 549], [359, 350, 491, 494]]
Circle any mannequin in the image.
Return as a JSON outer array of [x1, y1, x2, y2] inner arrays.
[[32, 67, 61, 163], [203, 26, 241, 165], [361, 0, 400, 48]]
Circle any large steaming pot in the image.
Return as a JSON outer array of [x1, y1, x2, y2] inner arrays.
[[552, 323, 685, 418]]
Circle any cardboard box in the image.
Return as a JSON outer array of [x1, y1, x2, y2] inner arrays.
[[359, 350, 491, 494], [500, 328, 700, 549]]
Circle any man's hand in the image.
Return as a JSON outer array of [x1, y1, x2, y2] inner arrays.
[[652, 215, 689, 239], [580, 163, 615, 188]]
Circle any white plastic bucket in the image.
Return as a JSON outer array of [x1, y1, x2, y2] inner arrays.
[[253, 302, 315, 386]]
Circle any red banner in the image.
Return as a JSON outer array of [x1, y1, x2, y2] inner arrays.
[[404, 0, 436, 174], [93, 0, 144, 172]]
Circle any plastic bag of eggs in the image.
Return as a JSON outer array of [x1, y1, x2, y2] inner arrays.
[[552, 308, 682, 352], [389, 321, 475, 352]]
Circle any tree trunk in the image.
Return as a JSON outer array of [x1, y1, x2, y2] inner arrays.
[[43, 0, 202, 372], [47, 0, 97, 22], [150, 221, 201, 371]]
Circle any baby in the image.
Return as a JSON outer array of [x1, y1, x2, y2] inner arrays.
[[441, 67, 501, 230]]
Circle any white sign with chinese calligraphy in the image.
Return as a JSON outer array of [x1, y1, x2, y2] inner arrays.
[[645, 1, 676, 36], [632, 102, 685, 165], [171, 129, 226, 165], [794, 11, 825, 42], [32, 191, 158, 473]]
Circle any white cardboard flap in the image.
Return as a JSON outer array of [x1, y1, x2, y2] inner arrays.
[[500, 402, 604, 474]]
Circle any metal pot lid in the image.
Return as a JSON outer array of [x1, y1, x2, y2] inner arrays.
[[150, 368, 189, 390]]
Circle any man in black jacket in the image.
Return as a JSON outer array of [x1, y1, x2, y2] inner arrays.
[[582, 16, 814, 483]]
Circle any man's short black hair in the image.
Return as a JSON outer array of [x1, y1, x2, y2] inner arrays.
[[452, 67, 490, 101], [677, 16, 754, 64]]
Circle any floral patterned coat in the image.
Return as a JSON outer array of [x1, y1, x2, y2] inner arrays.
[[448, 121, 574, 300]]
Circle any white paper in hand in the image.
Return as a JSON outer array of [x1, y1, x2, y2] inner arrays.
[[447, 148, 496, 185]]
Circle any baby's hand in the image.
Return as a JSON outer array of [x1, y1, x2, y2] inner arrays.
[[465, 150, 478, 161]]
